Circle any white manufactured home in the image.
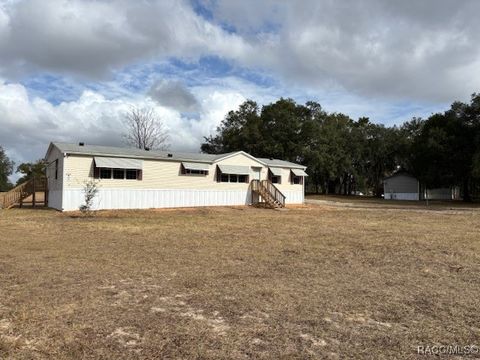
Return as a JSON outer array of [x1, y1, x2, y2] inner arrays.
[[45, 142, 308, 211]]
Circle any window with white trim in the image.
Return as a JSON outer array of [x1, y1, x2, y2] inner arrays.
[[292, 175, 302, 185], [97, 168, 140, 180]]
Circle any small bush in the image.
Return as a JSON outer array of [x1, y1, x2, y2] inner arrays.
[[79, 179, 99, 216]]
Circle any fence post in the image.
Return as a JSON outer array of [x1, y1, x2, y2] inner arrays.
[[32, 177, 36, 208]]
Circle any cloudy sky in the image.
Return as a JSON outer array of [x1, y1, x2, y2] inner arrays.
[[1, 0, 480, 171]]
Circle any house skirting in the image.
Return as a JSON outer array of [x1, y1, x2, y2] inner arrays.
[[47, 190, 63, 210], [56, 188, 304, 211]]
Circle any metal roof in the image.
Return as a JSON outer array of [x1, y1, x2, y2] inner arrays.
[[269, 167, 282, 176], [291, 168, 308, 177], [49, 143, 306, 169], [52, 142, 231, 163], [217, 164, 250, 175], [258, 157, 306, 169], [94, 156, 143, 169], [182, 162, 210, 171]]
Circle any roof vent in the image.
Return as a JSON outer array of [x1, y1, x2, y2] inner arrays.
[[79, 142, 85, 146], [145, 147, 150, 151], [167, 153, 173, 157]]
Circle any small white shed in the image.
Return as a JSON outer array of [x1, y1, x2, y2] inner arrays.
[[383, 172, 419, 201]]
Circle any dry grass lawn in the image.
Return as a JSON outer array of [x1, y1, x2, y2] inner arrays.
[[0, 203, 479, 359]]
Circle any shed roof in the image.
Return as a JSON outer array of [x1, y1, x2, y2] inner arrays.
[[383, 171, 417, 181]]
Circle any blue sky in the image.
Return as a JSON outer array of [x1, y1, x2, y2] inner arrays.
[[1, 0, 479, 170]]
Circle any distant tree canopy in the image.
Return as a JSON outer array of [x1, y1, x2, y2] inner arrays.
[[16, 159, 46, 186], [410, 94, 480, 201], [202, 94, 480, 200], [0, 146, 14, 191]]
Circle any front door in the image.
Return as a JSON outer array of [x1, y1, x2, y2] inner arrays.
[[252, 167, 261, 181]]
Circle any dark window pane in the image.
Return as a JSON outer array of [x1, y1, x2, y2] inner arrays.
[[100, 168, 112, 179], [113, 169, 125, 179], [185, 168, 207, 175], [221, 174, 229, 182], [126, 169, 137, 180], [230, 174, 238, 183], [272, 176, 280, 184], [238, 175, 247, 183]]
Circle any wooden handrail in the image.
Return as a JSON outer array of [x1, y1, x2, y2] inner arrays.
[[261, 179, 286, 207], [250, 179, 285, 208], [2, 180, 30, 208], [1, 177, 47, 209]]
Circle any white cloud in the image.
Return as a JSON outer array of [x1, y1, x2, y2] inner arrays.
[[0, 80, 248, 167], [207, 0, 480, 102], [0, 0, 250, 78], [1, 0, 477, 179], [1, 0, 479, 102]]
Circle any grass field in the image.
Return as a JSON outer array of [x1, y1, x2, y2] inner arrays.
[[0, 203, 479, 359], [306, 194, 480, 208]]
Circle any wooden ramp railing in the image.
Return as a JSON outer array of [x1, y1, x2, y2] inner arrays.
[[251, 179, 285, 209], [1, 177, 48, 209]]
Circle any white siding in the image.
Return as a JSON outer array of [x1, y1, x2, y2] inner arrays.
[[45, 146, 64, 210], [282, 189, 304, 204], [384, 174, 418, 193], [274, 167, 304, 204], [384, 174, 419, 201], [425, 188, 452, 200], [384, 192, 419, 201], [62, 188, 253, 211]]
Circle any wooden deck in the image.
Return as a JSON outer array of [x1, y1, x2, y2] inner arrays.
[[1, 177, 48, 209]]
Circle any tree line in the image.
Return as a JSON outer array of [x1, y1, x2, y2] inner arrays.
[[202, 95, 480, 201], [1, 96, 479, 201]]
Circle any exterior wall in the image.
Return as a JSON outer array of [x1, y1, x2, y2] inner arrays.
[[62, 188, 253, 211], [273, 167, 304, 204], [384, 174, 419, 201], [61, 152, 305, 211], [384, 192, 419, 201], [45, 146, 64, 210], [425, 188, 452, 200]]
